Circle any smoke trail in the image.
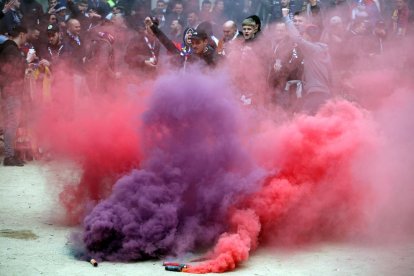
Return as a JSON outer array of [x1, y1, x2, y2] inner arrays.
[[186, 101, 379, 273], [79, 72, 265, 261], [35, 93, 144, 224]]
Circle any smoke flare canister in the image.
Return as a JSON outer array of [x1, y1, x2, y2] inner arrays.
[[165, 265, 183, 272], [90, 259, 98, 267], [163, 262, 181, 266]]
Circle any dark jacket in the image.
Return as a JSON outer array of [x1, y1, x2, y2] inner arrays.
[[150, 24, 220, 68], [0, 40, 26, 97], [125, 32, 160, 75], [20, 0, 44, 26], [0, 9, 23, 35], [61, 31, 86, 72]]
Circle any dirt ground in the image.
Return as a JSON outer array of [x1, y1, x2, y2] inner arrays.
[[1, 161, 414, 276]]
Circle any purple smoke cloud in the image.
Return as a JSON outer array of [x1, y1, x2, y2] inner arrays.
[[78, 72, 265, 261]]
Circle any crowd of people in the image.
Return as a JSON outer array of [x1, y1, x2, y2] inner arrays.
[[0, 0, 412, 166]]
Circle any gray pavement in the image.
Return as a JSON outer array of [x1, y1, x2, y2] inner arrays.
[[1, 162, 414, 276]]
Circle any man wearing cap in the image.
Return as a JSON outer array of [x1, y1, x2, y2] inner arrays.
[[145, 16, 219, 69], [42, 23, 64, 64], [282, 8, 331, 115]]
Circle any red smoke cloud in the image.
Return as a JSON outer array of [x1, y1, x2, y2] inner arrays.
[[34, 84, 148, 224], [186, 101, 380, 273]]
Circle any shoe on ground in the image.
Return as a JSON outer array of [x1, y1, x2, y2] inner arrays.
[[3, 156, 24, 166]]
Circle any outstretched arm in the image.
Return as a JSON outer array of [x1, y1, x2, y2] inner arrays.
[[282, 8, 324, 57], [145, 17, 180, 55]]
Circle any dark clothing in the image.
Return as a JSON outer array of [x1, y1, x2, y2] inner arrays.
[[125, 33, 160, 76], [67, 1, 100, 35], [284, 16, 332, 114], [20, 0, 44, 26], [85, 37, 116, 93], [87, 0, 111, 17], [285, 16, 331, 96], [267, 38, 303, 91], [41, 42, 65, 68], [61, 31, 86, 72], [150, 24, 220, 68], [0, 40, 26, 96], [0, 9, 23, 35], [0, 39, 26, 159]]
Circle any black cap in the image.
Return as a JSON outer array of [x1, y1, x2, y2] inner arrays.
[[190, 30, 208, 40], [47, 24, 60, 35]]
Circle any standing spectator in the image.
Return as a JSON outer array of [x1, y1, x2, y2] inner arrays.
[[227, 15, 266, 106], [199, 0, 212, 22], [88, 0, 111, 18], [67, 0, 102, 34], [222, 0, 244, 22], [0, 0, 23, 35], [166, 1, 186, 27], [283, 8, 332, 114], [151, 0, 167, 30], [241, 16, 260, 42], [320, 16, 347, 68], [211, 0, 226, 35], [61, 18, 85, 72], [85, 31, 117, 94], [20, 0, 44, 26], [1, 0, 15, 20], [184, 0, 200, 14], [304, 0, 324, 27], [217, 20, 240, 56], [187, 9, 200, 29], [41, 23, 65, 66], [45, 0, 57, 14], [54, 3, 69, 30], [168, 18, 185, 46], [0, 26, 34, 166], [61, 18, 88, 100], [392, 0, 409, 37], [267, 22, 304, 109], [21, 26, 41, 55], [124, 21, 161, 77]]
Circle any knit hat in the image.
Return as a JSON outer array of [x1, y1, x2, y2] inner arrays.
[[55, 3, 67, 13]]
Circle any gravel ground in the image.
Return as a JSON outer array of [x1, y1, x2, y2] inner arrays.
[[1, 161, 414, 276]]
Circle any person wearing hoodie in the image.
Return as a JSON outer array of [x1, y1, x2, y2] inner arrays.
[[283, 8, 332, 115]]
